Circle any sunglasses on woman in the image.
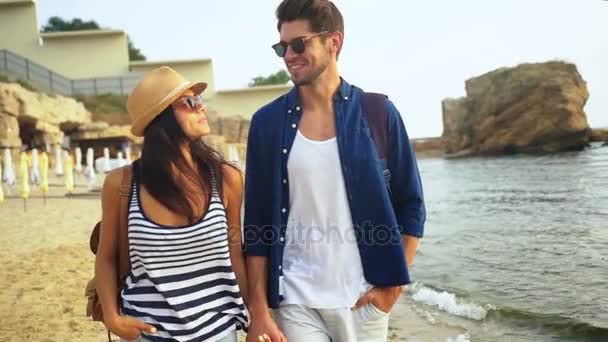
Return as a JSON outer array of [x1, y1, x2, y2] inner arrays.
[[175, 94, 203, 112], [271, 31, 329, 58]]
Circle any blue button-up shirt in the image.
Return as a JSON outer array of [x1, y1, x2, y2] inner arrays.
[[243, 78, 425, 309]]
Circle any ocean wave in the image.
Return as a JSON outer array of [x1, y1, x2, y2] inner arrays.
[[409, 283, 608, 339], [409, 283, 488, 320], [446, 335, 470, 342], [485, 307, 608, 339]]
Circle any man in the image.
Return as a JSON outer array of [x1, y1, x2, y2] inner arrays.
[[244, 1, 425, 341]]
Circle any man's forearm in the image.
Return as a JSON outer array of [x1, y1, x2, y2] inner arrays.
[[246, 256, 272, 320], [402, 235, 419, 268]]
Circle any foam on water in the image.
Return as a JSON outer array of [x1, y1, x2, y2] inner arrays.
[[446, 334, 471, 342], [410, 283, 487, 321]]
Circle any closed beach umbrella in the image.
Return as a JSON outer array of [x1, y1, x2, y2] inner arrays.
[[30, 149, 41, 184], [103, 147, 111, 173], [64, 151, 74, 194], [117, 152, 126, 167], [0, 160, 4, 204], [40, 152, 49, 201], [19, 152, 30, 199], [2, 148, 15, 186], [227, 144, 240, 166], [54, 145, 64, 176], [125, 146, 132, 164], [75, 147, 83, 173], [85, 148, 96, 188]]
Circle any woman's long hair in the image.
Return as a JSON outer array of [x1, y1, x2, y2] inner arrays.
[[139, 105, 235, 223]]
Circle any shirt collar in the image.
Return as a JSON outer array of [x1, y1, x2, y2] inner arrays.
[[285, 77, 352, 114]]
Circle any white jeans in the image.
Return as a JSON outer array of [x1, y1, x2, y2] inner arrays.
[[274, 304, 390, 342]]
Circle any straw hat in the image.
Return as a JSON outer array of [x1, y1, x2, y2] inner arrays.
[[127, 66, 207, 137]]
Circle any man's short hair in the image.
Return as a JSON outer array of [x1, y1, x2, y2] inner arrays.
[[276, 0, 344, 36]]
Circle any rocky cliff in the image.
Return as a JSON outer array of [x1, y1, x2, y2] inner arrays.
[[0, 82, 249, 163], [0, 82, 91, 148], [442, 62, 590, 156]]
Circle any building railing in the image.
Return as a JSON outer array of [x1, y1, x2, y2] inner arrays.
[[0, 49, 142, 96]]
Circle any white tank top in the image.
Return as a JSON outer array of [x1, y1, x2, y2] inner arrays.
[[281, 130, 372, 308]]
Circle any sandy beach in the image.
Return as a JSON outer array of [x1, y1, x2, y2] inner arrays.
[[0, 174, 466, 342], [0, 176, 109, 341]]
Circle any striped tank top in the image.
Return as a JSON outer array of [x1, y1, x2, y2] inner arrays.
[[121, 171, 248, 342]]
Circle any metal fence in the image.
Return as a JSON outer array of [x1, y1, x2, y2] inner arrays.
[[0, 49, 142, 96]]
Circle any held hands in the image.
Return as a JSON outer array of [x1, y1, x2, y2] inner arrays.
[[257, 333, 273, 342], [246, 313, 287, 342]]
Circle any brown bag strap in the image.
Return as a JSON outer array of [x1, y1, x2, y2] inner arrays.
[[117, 165, 132, 286]]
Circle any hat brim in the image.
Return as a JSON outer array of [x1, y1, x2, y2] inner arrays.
[[130, 81, 207, 137]]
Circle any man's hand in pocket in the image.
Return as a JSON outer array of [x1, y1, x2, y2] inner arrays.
[[351, 286, 405, 313]]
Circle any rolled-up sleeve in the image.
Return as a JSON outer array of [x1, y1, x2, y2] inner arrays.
[[243, 112, 271, 256], [386, 99, 426, 237]]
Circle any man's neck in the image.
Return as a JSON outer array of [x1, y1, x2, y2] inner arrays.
[[298, 67, 341, 112]]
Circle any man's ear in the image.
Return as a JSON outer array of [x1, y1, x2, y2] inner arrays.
[[329, 31, 344, 57]]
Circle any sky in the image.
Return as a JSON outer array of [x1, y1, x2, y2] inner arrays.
[[36, 0, 608, 138]]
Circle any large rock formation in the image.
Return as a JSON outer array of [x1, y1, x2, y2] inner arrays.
[[0, 82, 92, 148], [205, 109, 250, 144], [203, 134, 247, 166], [411, 137, 445, 158], [0, 81, 250, 167], [442, 62, 590, 156], [204, 109, 249, 166], [590, 128, 608, 144], [0, 114, 20, 147], [70, 122, 143, 145]]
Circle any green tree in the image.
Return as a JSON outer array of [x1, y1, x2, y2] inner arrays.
[[249, 70, 291, 87], [42, 16, 101, 32], [127, 36, 146, 61], [41, 16, 146, 61]]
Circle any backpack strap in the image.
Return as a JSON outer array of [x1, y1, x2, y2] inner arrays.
[[117, 165, 132, 287], [362, 93, 388, 161], [362, 92, 393, 196], [362, 92, 389, 161]]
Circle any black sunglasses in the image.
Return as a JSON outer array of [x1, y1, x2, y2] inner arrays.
[[272, 31, 329, 58]]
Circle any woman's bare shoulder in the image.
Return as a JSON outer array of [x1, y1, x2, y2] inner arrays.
[[221, 164, 243, 200]]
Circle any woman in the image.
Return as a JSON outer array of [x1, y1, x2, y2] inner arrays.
[[95, 66, 256, 342]]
